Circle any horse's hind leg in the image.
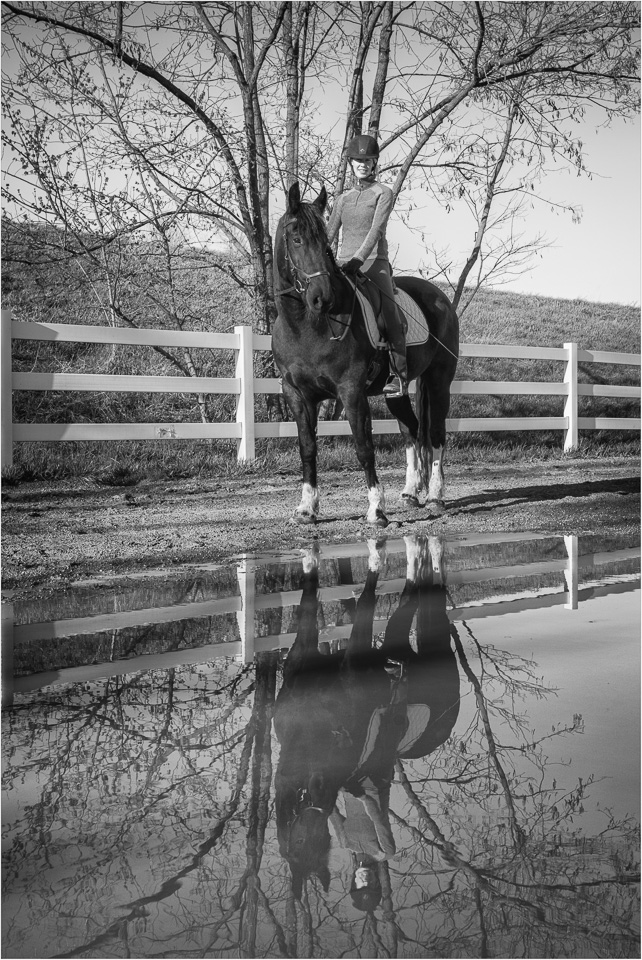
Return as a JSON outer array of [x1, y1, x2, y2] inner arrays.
[[386, 394, 422, 506], [428, 380, 449, 503], [416, 371, 452, 504]]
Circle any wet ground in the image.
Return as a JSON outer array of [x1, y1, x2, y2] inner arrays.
[[2, 532, 640, 959]]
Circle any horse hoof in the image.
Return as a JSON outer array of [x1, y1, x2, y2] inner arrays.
[[290, 512, 317, 525], [401, 494, 420, 508], [426, 498, 446, 514], [372, 510, 389, 528]]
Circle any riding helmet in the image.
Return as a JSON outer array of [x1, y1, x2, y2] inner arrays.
[[346, 134, 380, 160]]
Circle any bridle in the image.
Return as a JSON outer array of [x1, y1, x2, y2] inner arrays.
[[277, 219, 333, 298], [288, 787, 327, 831], [274, 215, 357, 339]]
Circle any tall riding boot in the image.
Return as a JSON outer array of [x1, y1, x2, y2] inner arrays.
[[362, 258, 408, 397], [383, 315, 408, 397]]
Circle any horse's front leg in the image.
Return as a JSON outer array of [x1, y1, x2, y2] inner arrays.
[[342, 389, 387, 527], [282, 382, 320, 524]]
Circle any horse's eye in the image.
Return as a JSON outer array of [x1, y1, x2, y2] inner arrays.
[[292, 236, 302, 246]]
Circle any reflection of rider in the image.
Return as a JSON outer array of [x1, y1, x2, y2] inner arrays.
[[330, 672, 405, 912], [327, 134, 408, 398]]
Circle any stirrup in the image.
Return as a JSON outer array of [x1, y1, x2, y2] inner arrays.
[[384, 658, 405, 680], [383, 375, 407, 398]]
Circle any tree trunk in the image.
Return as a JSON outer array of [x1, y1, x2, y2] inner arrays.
[[368, 1, 393, 139]]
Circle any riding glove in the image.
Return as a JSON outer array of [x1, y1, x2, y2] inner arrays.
[[342, 257, 364, 276]]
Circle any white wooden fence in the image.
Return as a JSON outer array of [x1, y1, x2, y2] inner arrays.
[[1, 308, 640, 468]]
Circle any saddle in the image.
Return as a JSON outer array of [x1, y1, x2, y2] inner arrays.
[[330, 276, 430, 349]]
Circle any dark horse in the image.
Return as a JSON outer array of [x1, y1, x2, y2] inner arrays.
[[272, 183, 459, 526], [273, 537, 461, 900]]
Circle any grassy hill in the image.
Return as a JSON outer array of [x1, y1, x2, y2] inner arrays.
[[458, 286, 639, 353]]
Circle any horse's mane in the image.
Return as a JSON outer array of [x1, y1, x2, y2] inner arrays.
[[289, 201, 328, 246]]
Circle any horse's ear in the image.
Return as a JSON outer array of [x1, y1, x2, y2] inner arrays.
[[288, 182, 301, 214], [314, 186, 328, 213]]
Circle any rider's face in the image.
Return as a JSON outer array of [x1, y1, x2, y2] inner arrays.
[[351, 158, 376, 180], [354, 866, 376, 888]]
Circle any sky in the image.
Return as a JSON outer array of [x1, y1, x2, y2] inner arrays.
[[385, 111, 641, 307]]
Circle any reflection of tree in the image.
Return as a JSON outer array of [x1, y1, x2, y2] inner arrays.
[[387, 613, 640, 959], [3, 654, 261, 956], [236, 652, 279, 959]]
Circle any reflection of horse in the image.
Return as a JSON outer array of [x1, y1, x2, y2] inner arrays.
[[272, 184, 459, 527], [273, 542, 389, 898], [273, 537, 460, 900]]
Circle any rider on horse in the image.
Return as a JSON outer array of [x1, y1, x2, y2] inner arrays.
[[327, 134, 408, 398]]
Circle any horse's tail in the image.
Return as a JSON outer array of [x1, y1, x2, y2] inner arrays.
[[415, 371, 433, 492]]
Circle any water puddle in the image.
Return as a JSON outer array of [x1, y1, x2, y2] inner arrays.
[[2, 532, 640, 958]]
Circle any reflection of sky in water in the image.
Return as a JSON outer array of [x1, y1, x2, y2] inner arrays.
[[2, 534, 640, 960]]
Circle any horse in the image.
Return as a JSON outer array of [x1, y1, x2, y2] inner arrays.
[[271, 182, 459, 527], [273, 536, 461, 901]]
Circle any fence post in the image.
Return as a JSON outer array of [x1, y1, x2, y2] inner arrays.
[[564, 535, 579, 610], [563, 341, 578, 452], [234, 324, 256, 462], [1, 309, 12, 470], [236, 559, 256, 664]]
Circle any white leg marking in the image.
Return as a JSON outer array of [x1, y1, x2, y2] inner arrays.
[[428, 535, 444, 584], [301, 544, 320, 574], [405, 534, 432, 582], [366, 483, 387, 525], [402, 444, 422, 500], [367, 537, 386, 572], [427, 445, 445, 502], [404, 535, 421, 581], [295, 482, 319, 522]]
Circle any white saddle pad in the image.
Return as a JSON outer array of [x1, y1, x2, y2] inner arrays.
[[354, 284, 430, 349]]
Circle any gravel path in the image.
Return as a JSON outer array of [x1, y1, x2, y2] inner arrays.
[[2, 456, 639, 601]]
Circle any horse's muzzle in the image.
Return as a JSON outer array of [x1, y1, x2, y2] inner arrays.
[[307, 278, 334, 316]]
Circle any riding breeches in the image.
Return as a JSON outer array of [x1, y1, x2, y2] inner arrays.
[[362, 258, 407, 382]]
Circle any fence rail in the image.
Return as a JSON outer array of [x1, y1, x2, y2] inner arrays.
[[2, 309, 640, 468]]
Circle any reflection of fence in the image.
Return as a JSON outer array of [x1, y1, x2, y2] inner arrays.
[[2, 309, 640, 467], [4, 535, 640, 703]]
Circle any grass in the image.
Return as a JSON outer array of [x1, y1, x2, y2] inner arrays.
[[2, 431, 639, 488]]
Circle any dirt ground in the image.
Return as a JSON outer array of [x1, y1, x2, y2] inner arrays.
[[1, 455, 639, 601]]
